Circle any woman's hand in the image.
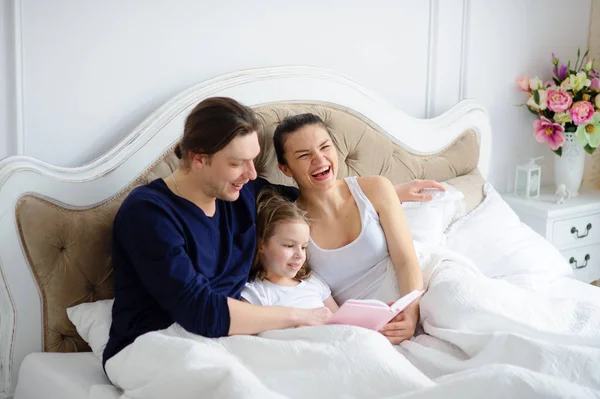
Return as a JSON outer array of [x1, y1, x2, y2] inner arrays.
[[379, 302, 420, 344], [394, 179, 445, 203], [294, 307, 332, 327]]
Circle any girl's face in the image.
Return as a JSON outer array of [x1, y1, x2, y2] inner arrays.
[[279, 124, 338, 191], [259, 221, 310, 284]]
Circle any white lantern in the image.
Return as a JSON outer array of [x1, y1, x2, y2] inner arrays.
[[514, 157, 543, 199]]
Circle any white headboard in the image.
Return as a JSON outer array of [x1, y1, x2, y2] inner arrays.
[[0, 66, 492, 397]]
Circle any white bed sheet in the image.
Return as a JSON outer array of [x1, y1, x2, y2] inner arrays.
[[502, 273, 600, 307], [543, 275, 600, 306], [12, 279, 599, 399], [14, 352, 119, 399]]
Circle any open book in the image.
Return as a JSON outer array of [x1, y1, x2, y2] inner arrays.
[[326, 290, 424, 331]]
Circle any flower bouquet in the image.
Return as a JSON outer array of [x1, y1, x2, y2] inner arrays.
[[516, 49, 599, 156]]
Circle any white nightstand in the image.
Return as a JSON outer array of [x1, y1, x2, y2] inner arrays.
[[503, 187, 600, 284]]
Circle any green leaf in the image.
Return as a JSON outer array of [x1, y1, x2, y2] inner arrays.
[[565, 124, 577, 133], [577, 49, 590, 71], [527, 107, 539, 116], [533, 90, 540, 105], [553, 147, 563, 156], [553, 77, 560, 85], [584, 144, 596, 155]]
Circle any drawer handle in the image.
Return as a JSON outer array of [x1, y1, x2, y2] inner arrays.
[[570, 223, 592, 238], [569, 254, 591, 269]]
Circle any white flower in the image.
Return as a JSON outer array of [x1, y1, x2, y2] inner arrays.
[[527, 90, 548, 110], [554, 112, 572, 124], [560, 78, 572, 91], [570, 72, 591, 92], [529, 77, 542, 90]]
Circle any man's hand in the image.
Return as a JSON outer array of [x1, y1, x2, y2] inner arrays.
[[295, 307, 332, 327], [395, 179, 445, 203], [379, 302, 419, 345]]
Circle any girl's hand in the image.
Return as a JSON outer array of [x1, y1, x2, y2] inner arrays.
[[379, 302, 420, 344], [295, 307, 332, 327]]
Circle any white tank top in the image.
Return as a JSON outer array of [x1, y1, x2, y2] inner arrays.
[[308, 176, 390, 304]]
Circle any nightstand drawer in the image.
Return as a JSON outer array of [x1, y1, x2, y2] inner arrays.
[[561, 244, 600, 283], [552, 213, 600, 249]]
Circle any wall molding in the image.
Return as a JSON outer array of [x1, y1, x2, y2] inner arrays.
[[425, 0, 469, 117], [424, 0, 438, 118], [583, 0, 600, 189], [458, 0, 470, 100], [13, 0, 24, 156]]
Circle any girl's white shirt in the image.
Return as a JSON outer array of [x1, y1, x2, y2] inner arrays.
[[241, 273, 331, 309]]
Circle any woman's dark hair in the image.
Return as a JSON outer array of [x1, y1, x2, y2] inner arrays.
[[175, 97, 259, 167], [249, 188, 312, 282], [273, 113, 330, 165]]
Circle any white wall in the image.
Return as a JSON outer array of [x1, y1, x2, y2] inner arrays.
[[465, 1, 592, 191], [0, 0, 593, 192], [1, 1, 14, 161]]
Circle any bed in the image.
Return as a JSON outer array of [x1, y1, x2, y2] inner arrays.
[[0, 66, 599, 399]]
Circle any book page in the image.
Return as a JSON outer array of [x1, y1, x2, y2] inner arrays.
[[390, 290, 425, 312], [345, 299, 389, 308]]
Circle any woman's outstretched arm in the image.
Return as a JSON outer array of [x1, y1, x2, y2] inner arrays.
[[359, 176, 424, 344], [394, 179, 445, 203]]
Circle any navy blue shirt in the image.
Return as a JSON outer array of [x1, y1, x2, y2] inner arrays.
[[102, 177, 297, 367]]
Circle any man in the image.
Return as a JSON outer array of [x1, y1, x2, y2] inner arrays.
[[103, 97, 443, 386]]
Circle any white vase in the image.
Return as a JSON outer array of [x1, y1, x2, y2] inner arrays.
[[554, 132, 585, 197]]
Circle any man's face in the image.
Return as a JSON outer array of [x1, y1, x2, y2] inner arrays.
[[195, 132, 261, 202]]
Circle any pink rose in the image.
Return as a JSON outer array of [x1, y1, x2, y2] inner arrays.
[[533, 116, 565, 150], [546, 90, 572, 113], [570, 101, 595, 125], [516, 77, 530, 91]]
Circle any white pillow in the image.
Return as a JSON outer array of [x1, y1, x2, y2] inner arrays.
[[402, 184, 466, 246], [66, 299, 114, 360], [444, 183, 572, 278]]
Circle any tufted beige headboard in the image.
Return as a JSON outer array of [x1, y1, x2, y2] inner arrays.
[[14, 103, 483, 354]]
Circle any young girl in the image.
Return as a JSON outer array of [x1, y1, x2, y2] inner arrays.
[[241, 189, 339, 313]]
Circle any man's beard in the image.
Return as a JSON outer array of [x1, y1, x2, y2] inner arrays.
[[208, 179, 239, 202]]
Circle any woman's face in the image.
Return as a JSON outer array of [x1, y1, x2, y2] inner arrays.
[[279, 124, 338, 190]]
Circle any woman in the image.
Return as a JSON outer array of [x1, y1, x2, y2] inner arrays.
[[273, 113, 435, 344]]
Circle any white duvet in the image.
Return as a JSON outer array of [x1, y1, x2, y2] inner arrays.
[[100, 243, 600, 399]]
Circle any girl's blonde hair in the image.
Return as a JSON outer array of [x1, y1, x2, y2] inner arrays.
[[249, 188, 312, 282]]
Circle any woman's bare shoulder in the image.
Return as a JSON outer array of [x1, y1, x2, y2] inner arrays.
[[355, 175, 393, 193], [354, 176, 396, 206]]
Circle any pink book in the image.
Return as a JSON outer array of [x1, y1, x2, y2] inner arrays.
[[326, 290, 424, 331]]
